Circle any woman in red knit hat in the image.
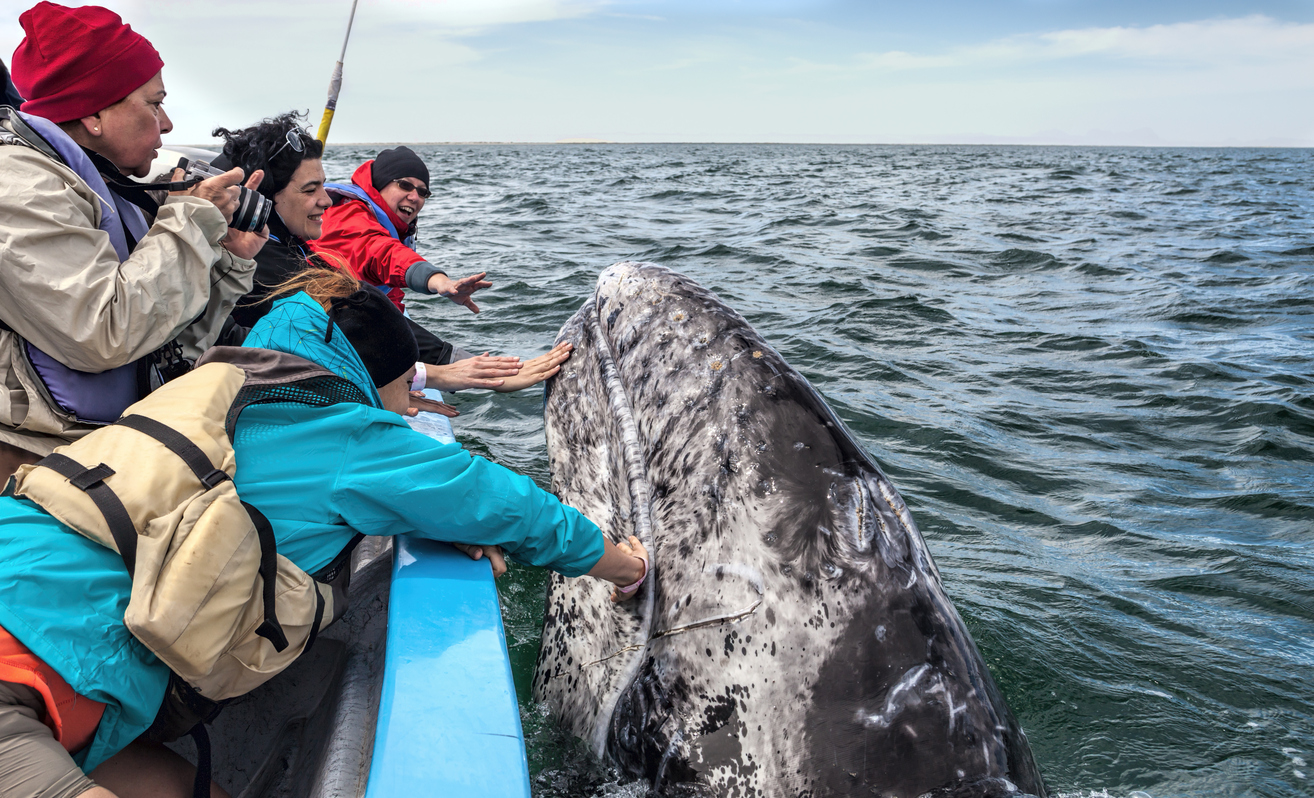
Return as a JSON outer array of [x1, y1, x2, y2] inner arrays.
[[0, 2, 263, 483], [0, 3, 264, 796]]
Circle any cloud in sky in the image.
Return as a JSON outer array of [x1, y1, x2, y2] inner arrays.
[[855, 15, 1314, 73], [1, 1, 1310, 146]]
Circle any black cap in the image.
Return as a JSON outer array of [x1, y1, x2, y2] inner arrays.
[[325, 288, 419, 388], [371, 146, 429, 191]]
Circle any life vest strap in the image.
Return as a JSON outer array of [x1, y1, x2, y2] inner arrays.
[[35, 453, 136, 578]]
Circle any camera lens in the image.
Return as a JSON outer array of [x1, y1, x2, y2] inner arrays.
[[230, 187, 271, 233]]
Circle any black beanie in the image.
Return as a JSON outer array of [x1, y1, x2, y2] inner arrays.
[[325, 289, 420, 388], [370, 146, 429, 191]]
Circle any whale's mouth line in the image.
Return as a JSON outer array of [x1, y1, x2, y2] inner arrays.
[[581, 282, 660, 757]]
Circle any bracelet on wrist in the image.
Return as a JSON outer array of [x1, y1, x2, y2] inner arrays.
[[617, 552, 649, 595]]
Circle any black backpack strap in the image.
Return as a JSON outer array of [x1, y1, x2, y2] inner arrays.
[[36, 454, 136, 578], [187, 722, 212, 798], [113, 415, 291, 654], [303, 580, 327, 655], [240, 500, 289, 652], [115, 415, 229, 489]]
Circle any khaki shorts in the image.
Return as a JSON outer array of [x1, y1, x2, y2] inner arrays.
[[0, 680, 97, 798]]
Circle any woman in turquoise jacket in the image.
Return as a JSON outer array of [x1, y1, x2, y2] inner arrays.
[[0, 270, 647, 798]]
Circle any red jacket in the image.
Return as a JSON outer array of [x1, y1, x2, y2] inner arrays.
[[310, 160, 421, 312]]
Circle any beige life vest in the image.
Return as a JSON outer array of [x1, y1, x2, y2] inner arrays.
[[5, 347, 371, 701]]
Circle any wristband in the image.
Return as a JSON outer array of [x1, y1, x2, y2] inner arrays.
[[617, 552, 649, 594], [411, 361, 427, 391]]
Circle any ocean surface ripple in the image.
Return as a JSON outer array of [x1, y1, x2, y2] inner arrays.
[[324, 144, 1314, 798]]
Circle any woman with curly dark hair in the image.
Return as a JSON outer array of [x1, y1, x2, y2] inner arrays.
[[214, 113, 569, 396], [210, 112, 327, 328]]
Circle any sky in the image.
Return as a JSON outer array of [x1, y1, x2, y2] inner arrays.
[[2, 0, 1312, 146]]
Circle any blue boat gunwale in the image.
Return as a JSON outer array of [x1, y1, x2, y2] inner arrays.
[[365, 388, 532, 797]]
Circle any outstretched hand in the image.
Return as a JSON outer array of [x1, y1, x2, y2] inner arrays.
[[453, 543, 507, 577], [406, 391, 458, 418], [492, 342, 573, 393], [428, 271, 492, 314], [427, 354, 522, 391]]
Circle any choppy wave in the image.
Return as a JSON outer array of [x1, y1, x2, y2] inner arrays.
[[323, 143, 1314, 798]]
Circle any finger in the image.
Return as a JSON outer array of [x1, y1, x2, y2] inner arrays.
[[171, 167, 185, 181], [487, 547, 508, 578], [212, 166, 246, 187], [244, 168, 265, 191], [629, 536, 649, 557], [469, 367, 520, 378], [463, 298, 480, 314], [471, 378, 507, 389], [411, 398, 459, 415]]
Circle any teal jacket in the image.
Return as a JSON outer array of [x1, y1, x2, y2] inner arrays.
[[0, 292, 604, 772]]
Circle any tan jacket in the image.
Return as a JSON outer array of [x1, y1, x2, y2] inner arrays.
[[0, 143, 256, 455]]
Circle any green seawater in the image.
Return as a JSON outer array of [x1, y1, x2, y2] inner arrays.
[[323, 144, 1314, 798]]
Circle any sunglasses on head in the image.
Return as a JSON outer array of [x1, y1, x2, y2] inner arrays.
[[270, 128, 307, 161], [394, 178, 431, 199]]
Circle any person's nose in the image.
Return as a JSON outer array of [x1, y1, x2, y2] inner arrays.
[[158, 105, 173, 136]]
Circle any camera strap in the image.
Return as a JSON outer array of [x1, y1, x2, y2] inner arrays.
[[95, 156, 201, 198]]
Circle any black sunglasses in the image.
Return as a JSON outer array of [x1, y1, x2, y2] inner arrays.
[[394, 178, 431, 199], [270, 128, 307, 161]]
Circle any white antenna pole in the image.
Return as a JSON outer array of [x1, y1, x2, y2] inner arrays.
[[315, 0, 360, 145]]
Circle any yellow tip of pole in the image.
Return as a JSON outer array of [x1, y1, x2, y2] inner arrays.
[[315, 108, 336, 146]]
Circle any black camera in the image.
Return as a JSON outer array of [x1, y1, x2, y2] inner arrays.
[[176, 157, 271, 233]]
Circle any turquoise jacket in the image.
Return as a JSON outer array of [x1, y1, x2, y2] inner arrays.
[[0, 292, 604, 772]]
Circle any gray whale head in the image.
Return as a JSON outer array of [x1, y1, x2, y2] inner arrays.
[[534, 262, 1046, 797]]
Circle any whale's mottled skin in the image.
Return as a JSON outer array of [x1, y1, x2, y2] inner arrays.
[[533, 262, 1046, 798]]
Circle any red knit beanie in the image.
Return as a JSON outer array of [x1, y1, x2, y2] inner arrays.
[[11, 3, 164, 123]]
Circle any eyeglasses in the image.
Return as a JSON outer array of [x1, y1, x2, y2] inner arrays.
[[394, 178, 431, 199], [270, 128, 307, 162]]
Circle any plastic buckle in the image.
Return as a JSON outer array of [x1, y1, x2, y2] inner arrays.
[[200, 468, 230, 489]]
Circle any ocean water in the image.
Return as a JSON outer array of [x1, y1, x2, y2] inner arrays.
[[322, 144, 1314, 798]]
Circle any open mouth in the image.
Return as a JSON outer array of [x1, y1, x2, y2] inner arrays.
[[397, 203, 417, 218]]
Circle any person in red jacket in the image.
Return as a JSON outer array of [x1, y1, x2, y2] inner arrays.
[[311, 147, 570, 394], [312, 147, 483, 315]]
